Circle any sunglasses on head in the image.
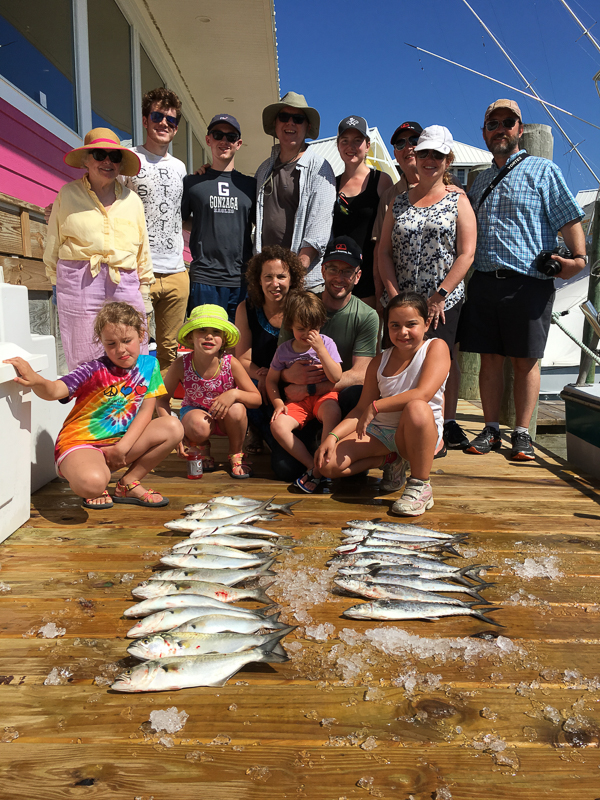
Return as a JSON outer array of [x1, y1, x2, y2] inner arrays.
[[89, 148, 123, 163], [210, 129, 240, 142], [484, 117, 518, 132], [149, 110, 179, 128], [394, 135, 420, 151], [416, 149, 446, 161], [277, 111, 307, 125]]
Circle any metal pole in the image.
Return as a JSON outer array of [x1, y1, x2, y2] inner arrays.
[[578, 198, 600, 384]]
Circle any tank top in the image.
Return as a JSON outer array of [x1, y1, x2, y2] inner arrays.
[[181, 352, 236, 410], [333, 169, 381, 298], [374, 340, 446, 436], [388, 191, 463, 309], [246, 301, 280, 370]]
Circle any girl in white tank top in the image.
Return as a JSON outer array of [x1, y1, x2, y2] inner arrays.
[[314, 292, 450, 517]]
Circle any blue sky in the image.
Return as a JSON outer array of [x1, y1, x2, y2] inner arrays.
[[275, 0, 600, 195]]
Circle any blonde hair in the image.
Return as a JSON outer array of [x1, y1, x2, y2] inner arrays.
[[93, 302, 146, 343], [442, 150, 456, 186]]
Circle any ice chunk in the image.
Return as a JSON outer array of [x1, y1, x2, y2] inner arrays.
[[120, 573, 135, 583], [1, 727, 19, 743], [338, 628, 365, 646], [505, 556, 563, 580], [38, 623, 66, 638], [0, 582, 11, 593], [44, 667, 72, 686], [149, 707, 189, 734], [434, 789, 452, 800], [543, 705, 561, 725], [158, 736, 174, 747], [245, 766, 271, 782], [360, 736, 378, 751], [304, 622, 335, 641]]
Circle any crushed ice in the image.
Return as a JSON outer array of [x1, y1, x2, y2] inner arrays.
[[149, 707, 189, 734], [44, 667, 72, 686], [38, 623, 66, 638]]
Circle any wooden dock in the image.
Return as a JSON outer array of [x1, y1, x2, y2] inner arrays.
[[2, 400, 600, 798]]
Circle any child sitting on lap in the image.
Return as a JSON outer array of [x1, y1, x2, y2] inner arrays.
[[4, 302, 183, 509], [157, 305, 261, 478], [266, 291, 342, 493]]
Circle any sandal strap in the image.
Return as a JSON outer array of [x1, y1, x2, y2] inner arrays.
[[85, 490, 110, 503], [139, 488, 163, 504], [115, 479, 140, 496], [228, 452, 248, 465]]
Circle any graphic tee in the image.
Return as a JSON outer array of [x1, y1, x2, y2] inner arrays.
[[123, 146, 187, 274], [55, 354, 166, 460], [270, 334, 341, 372], [182, 168, 256, 287]]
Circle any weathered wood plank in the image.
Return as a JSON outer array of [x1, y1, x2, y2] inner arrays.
[[0, 256, 52, 291]]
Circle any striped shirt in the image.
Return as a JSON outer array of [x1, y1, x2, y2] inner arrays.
[[468, 150, 584, 279]]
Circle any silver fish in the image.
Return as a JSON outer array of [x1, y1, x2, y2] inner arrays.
[[165, 543, 266, 561], [342, 599, 503, 626], [184, 497, 299, 516], [361, 574, 493, 604], [363, 536, 461, 557], [172, 611, 286, 635], [127, 626, 296, 660], [341, 529, 465, 545], [126, 605, 277, 638], [334, 577, 472, 606], [171, 534, 291, 551], [377, 564, 494, 585], [148, 562, 276, 586], [328, 550, 442, 566], [132, 580, 273, 603], [124, 594, 238, 617], [111, 646, 288, 692], [345, 520, 459, 540], [164, 512, 277, 532], [159, 551, 272, 570], [186, 523, 290, 539]]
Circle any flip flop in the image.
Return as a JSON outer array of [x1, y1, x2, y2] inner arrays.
[[294, 469, 328, 494], [113, 480, 169, 508], [82, 490, 114, 510]]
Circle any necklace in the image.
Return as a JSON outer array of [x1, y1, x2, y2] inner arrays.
[[192, 356, 221, 380]]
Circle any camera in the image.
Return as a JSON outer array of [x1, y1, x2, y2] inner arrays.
[[533, 245, 571, 277]]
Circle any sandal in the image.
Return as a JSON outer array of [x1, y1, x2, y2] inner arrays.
[[82, 490, 113, 510], [112, 480, 169, 508], [229, 452, 253, 479], [198, 443, 216, 472], [294, 469, 331, 495], [244, 426, 264, 455]]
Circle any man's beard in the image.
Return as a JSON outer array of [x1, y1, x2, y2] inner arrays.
[[489, 131, 521, 156]]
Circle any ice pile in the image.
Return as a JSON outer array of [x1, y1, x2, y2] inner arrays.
[[149, 707, 189, 734], [44, 667, 72, 686], [304, 622, 335, 641], [38, 623, 66, 638], [0, 582, 11, 593], [505, 556, 563, 580], [269, 554, 337, 625]]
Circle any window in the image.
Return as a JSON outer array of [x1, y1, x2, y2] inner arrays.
[[193, 133, 206, 171], [452, 167, 466, 187], [88, 0, 132, 144], [172, 115, 188, 169], [140, 46, 164, 97], [0, 0, 77, 130]]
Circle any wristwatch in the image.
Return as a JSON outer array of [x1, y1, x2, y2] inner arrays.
[[573, 254, 589, 265], [437, 286, 449, 298], [307, 383, 317, 396]]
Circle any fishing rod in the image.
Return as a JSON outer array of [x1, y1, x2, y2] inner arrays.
[[459, 0, 600, 185], [556, 0, 600, 100]]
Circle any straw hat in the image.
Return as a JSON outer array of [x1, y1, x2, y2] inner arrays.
[[63, 128, 141, 177], [177, 304, 240, 349], [262, 91, 320, 139]]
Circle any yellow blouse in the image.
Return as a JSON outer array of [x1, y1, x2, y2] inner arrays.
[[43, 176, 154, 286]]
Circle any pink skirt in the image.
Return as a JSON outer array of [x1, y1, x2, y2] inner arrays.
[[56, 260, 148, 371]]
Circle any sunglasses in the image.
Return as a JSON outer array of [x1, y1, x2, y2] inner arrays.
[[149, 110, 179, 128], [484, 118, 518, 132], [416, 149, 446, 161], [324, 264, 358, 280], [277, 111, 307, 125], [89, 149, 122, 163], [394, 135, 420, 151], [210, 129, 240, 143]]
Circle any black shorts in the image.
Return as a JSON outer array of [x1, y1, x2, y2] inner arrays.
[[426, 298, 463, 359], [458, 270, 555, 359]]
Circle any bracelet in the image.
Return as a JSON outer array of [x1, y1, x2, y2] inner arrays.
[[372, 400, 379, 415], [327, 431, 340, 442]]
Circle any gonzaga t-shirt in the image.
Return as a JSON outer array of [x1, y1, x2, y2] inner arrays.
[[55, 354, 166, 460], [123, 146, 187, 274], [182, 168, 256, 287]]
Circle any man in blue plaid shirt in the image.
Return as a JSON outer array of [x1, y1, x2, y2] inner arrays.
[[460, 99, 586, 461]]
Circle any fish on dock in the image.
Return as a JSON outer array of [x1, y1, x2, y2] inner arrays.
[[170, 534, 292, 551], [124, 594, 241, 617], [184, 497, 300, 516], [132, 580, 274, 604], [148, 562, 276, 586], [164, 498, 276, 532], [345, 520, 459, 540], [334, 577, 479, 606], [342, 599, 503, 626], [126, 605, 278, 638], [172, 611, 287, 635], [159, 551, 274, 570], [127, 627, 296, 660]]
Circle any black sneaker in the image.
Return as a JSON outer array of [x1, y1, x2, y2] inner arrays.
[[510, 430, 535, 461], [466, 426, 502, 455], [443, 420, 469, 449]]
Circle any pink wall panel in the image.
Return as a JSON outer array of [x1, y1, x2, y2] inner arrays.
[[0, 97, 81, 207]]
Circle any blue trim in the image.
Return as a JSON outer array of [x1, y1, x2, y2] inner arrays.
[[256, 306, 280, 337]]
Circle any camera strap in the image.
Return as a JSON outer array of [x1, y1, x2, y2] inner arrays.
[[476, 152, 530, 212]]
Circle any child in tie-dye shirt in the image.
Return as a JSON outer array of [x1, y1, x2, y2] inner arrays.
[[4, 302, 183, 510]]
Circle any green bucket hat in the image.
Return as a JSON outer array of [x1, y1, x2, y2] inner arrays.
[[177, 304, 240, 349], [262, 91, 320, 140]]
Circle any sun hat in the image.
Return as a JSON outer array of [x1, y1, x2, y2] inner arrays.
[[323, 236, 363, 270], [207, 114, 241, 135], [484, 99, 522, 122], [63, 128, 141, 177], [262, 91, 320, 139], [390, 121, 423, 146], [414, 125, 454, 155], [177, 304, 240, 349], [338, 116, 369, 139]]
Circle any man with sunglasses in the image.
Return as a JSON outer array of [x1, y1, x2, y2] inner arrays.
[[255, 92, 336, 292], [182, 114, 256, 322], [461, 99, 586, 461], [123, 88, 188, 371]]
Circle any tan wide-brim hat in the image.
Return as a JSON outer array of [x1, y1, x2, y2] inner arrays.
[[63, 128, 141, 177], [262, 91, 320, 140]]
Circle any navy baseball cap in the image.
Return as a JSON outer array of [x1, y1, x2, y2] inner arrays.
[[338, 115, 369, 138], [207, 114, 241, 135], [323, 236, 363, 269], [390, 120, 423, 145]]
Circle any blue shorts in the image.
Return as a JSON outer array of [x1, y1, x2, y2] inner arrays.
[[180, 405, 226, 436], [366, 421, 399, 454]]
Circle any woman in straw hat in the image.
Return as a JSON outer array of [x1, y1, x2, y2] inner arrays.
[[43, 127, 153, 370], [255, 92, 336, 293]]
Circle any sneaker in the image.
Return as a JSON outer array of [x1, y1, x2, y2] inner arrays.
[[510, 430, 535, 461], [381, 453, 408, 493], [443, 420, 469, 449], [390, 478, 434, 517], [465, 426, 502, 455]]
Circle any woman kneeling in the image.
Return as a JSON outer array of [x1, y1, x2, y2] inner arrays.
[[315, 292, 450, 516]]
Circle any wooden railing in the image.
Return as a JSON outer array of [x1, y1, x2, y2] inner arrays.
[[0, 191, 51, 290]]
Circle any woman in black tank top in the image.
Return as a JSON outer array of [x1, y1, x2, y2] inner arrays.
[[332, 116, 393, 307]]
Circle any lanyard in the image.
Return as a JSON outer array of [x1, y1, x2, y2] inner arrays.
[[476, 152, 530, 212]]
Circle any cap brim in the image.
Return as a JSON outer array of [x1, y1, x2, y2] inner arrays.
[[323, 252, 361, 269]]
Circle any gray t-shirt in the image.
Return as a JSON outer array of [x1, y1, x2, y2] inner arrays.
[[261, 159, 300, 249]]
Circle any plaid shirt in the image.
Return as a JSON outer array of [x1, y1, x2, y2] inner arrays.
[[255, 144, 336, 289], [468, 149, 584, 279]]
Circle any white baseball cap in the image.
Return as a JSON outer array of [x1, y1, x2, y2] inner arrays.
[[414, 125, 454, 155]]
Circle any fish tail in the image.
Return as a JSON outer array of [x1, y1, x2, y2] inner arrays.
[[249, 586, 275, 604], [260, 626, 297, 653], [466, 587, 493, 604], [259, 648, 289, 664], [471, 607, 505, 627], [276, 501, 301, 516], [441, 544, 463, 557], [465, 565, 497, 583], [258, 557, 278, 572]]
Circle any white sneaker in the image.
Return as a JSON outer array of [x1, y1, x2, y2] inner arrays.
[[390, 478, 434, 517], [381, 455, 408, 493]]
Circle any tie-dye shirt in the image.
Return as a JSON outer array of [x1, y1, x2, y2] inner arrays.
[[55, 354, 166, 460]]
